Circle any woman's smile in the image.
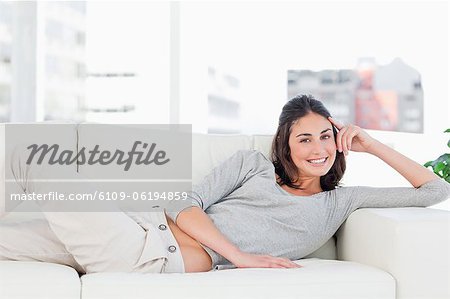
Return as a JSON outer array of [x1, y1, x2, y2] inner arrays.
[[306, 156, 328, 167]]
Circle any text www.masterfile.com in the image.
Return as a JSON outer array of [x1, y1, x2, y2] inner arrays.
[[10, 191, 189, 202]]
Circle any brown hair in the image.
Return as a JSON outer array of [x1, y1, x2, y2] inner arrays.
[[270, 94, 346, 191]]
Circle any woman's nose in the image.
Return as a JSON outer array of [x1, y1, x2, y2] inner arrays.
[[311, 140, 325, 154]]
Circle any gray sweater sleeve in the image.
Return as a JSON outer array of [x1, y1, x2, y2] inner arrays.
[[167, 150, 272, 222], [347, 178, 450, 210]]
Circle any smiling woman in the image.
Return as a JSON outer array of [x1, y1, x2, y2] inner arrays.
[[271, 96, 345, 195], [173, 94, 450, 271]]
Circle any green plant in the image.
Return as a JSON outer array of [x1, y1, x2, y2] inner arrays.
[[424, 128, 450, 183]]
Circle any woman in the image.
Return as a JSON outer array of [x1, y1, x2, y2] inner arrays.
[[172, 94, 450, 270], [1, 95, 449, 274]]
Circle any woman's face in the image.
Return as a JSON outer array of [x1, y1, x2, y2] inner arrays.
[[288, 112, 337, 179]]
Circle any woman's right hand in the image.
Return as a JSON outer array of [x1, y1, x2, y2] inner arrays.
[[230, 251, 302, 269]]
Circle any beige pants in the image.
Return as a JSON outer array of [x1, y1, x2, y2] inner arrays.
[[0, 210, 185, 274]]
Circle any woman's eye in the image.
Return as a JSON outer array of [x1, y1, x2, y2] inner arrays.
[[300, 135, 331, 143]]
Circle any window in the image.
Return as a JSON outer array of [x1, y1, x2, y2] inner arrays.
[[288, 58, 424, 133], [0, 2, 12, 122], [4, 1, 170, 124], [85, 2, 171, 124], [178, 2, 447, 135]]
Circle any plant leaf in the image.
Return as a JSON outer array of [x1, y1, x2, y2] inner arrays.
[[443, 167, 449, 177], [433, 154, 450, 166], [445, 128, 450, 133], [434, 162, 445, 173], [424, 161, 433, 168]]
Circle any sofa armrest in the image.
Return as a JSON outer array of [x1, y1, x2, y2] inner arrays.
[[336, 207, 450, 299]]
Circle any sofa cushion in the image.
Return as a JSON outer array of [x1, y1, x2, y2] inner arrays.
[[252, 134, 273, 158], [337, 207, 450, 299], [81, 258, 395, 299], [0, 261, 80, 299]]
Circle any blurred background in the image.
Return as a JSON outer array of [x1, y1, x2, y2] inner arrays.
[[0, 1, 449, 208], [0, 1, 448, 132]]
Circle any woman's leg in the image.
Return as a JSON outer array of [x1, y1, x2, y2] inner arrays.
[[0, 217, 85, 274], [41, 211, 170, 274], [4, 147, 175, 274]]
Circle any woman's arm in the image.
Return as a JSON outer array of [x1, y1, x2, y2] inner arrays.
[[176, 206, 301, 269], [169, 150, 300, 268], [366, 140, 438, 188], [328, 117, 449, 209], [328, 117, 439, 188]]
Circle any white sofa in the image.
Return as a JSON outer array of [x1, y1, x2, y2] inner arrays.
[[1, 124, 449, 299]]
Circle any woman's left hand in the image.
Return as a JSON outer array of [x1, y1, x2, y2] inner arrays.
[[328, 117, 377, 155]]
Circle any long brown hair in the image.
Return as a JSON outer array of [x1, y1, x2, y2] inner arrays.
[[270, 94, 346, 191]]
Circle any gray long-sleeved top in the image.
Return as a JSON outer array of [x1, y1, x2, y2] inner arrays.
[[169, 150, 450, 270]]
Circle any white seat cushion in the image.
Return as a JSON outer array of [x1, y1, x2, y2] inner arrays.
[[0, 261, 81, 299], [81, 258, 395, 299]]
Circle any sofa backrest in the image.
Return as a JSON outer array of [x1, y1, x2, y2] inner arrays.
[[191, 133, 253, 183]]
